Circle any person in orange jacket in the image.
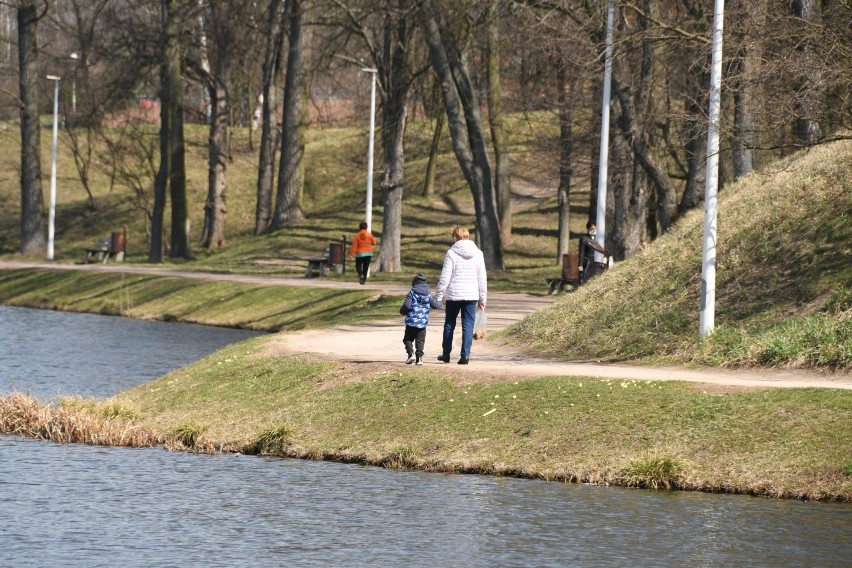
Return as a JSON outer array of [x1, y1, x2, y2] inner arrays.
[[348, 221, 378, 284]]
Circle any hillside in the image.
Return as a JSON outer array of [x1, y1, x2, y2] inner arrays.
[[0, 120, 849, 369], [505, 140, 852, 370], [0, 116, 569, 292]]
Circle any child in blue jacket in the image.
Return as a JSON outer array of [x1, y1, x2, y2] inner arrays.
[[399, 273, 442, 365]]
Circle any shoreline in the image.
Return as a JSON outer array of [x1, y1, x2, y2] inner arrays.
[[1, 266, 850, 503]]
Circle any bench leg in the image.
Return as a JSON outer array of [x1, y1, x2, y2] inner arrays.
[[547, 280, 558, 295]]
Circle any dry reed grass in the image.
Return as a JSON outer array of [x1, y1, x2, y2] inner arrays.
[[0, 392, 159, 447]]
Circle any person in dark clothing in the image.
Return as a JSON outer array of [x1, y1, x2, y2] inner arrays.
[[579, 221, 609, 284], [399, 273, 442, 365]]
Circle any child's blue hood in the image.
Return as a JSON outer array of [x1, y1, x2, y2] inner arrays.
[[411, 282, 431, 296]]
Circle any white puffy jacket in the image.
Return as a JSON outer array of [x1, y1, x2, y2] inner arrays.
[[435, 239, 487, 305]]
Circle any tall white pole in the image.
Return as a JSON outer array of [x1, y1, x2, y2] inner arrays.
[[47, 75, 61, 261], [362, 68, 377, 231], [595, 0, 615, 263], [70, 52, 78, 113], [700, 0, 725, 338]]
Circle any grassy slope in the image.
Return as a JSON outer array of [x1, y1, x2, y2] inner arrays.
[[110, 344, 852, 502], [2, 118, 847, 368], [0, 268, 402, 331], [506, 140, 852, 369], [0, 115, 569, 292]]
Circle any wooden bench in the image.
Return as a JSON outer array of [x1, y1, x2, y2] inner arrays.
[[305, 257, 329, 278], [82, 238, 114, 264]]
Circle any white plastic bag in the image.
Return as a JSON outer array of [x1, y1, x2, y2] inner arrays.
[[473, 308, 487, 340]]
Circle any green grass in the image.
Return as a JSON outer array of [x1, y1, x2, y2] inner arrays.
[[1, 118, 850, 369], [105, 346, 852, 501], [504, 140, 852, 370], [0, 116, 570, 292], [0, 268, 402, 331]]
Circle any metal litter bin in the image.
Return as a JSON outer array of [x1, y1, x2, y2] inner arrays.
[[328, 242, 344, 273]]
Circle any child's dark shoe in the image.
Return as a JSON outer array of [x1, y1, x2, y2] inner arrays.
[[457, 357, 469, 365], [437, 353, 450, 363]]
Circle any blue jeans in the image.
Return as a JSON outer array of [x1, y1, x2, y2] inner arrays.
[[442, 300, 477, 359]]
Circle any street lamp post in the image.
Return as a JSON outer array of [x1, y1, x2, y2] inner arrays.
[[46, 75, 61, 260], [362, 68, 377, 231], [70, 52, 78, 114], [595, 0, 615, 264], [700, 0, 725, 338]]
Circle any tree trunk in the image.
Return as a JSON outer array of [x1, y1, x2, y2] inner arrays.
[[166, 0, 191, 259], [732, 52, 756, 179], [612, 76, 678, 233], [616, 2, 654, 260], [790, 0, 823, 146], [678, 81, 708, 216], [377, 8, 411, 273], [486, 2, 512, 247], [556, 65, 572, 264], [149, 45, 170, 263], [377, 103, 405, 272], [17, 1, 45, 255], [422, 109, 443, 197], [422, 2, 504, 270], [200, 3, 235, 251], [255, 0, 284, 235], [270, 0, 306, 230], [201, 73, 229, 250]]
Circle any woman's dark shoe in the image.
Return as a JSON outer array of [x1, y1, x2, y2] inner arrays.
[[437, 353, 450, 363], [457, 357, 469, 365]]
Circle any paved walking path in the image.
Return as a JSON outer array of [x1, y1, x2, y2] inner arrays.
[[3, 260, 850, 390]]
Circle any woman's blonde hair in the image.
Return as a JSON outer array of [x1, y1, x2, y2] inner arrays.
[[451, 226, 470, 240]]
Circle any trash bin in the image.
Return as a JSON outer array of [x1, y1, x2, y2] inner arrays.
[[328, 242, 344, 273], [562, 253, 580, 282], [111, 231, 126, 262]]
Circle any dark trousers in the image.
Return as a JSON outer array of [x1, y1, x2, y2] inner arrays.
[[355, 256, 372, 281], [442, 300, 476, 359], [403, 325, 427, 357]]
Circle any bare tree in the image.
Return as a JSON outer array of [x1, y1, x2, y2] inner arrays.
[[485, 1, 512, 247], [255, 0, 285, 235], [150, 0, 191, 261], [270, 0, 307, 229], [421, 79, 444, 197], [321, 0, 427, 272], [198, 1, 245, 250], [16, 0, 45, 255], [422, 0, 504, 270], [790, 0, 823, 146], [555, 63, 573, 264]]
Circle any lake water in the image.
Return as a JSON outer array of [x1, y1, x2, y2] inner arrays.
[[1, 306, 850, 567]]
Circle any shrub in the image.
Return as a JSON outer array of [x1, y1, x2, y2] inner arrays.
[[618, 454, 684, 490], [173, 423, 204, 448], [250, 425, 295, 455]]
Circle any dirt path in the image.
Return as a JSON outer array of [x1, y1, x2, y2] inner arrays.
[[4, 260, 851, 390]]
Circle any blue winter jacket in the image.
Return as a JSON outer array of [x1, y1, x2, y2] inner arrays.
[[400, 276, 441, 329]]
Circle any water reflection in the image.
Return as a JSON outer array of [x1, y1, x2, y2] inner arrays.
[[1, 307, 850, 567], [0, 306, 261, 400], [2, 437, 850, 568]]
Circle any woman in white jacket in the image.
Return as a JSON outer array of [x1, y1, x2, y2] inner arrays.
[[434, 226, 487, 364]]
